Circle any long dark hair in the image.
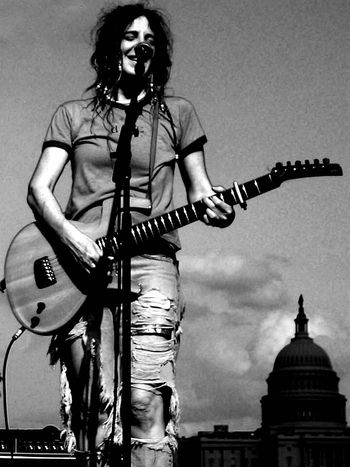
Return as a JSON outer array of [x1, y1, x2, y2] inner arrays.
[[88, 2, 173, 110]]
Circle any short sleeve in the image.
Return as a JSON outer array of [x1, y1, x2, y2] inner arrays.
[[42, 104, 73, 154], [177, 99, 207, 158]]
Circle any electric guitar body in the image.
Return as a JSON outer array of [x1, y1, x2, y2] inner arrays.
[[4, 202, 113, 334]]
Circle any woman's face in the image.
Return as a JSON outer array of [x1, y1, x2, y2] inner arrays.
[[120, 16, 155, 76]]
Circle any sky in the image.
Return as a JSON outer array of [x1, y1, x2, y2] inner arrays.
[[0, 0, 349, 438]]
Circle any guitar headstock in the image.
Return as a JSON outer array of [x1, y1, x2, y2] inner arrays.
[[271, 158, 343, 183]]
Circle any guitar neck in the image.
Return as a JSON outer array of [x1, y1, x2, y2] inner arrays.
[[96, 172, 279, 255], [133, 172, 279, 239]]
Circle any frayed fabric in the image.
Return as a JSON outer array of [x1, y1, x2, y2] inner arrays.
[[49, 320, 87, 366], [132, 435, 176, 451], [130, 288, 181, 450], [131, 436, 175, 467], [166, 385, 180, 444], [60, 364, 76, 453], [103, 382, 123, 446]]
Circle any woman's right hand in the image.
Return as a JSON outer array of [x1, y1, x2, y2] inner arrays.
[[27, 146, 103, 273], [60, 220, 103, 273]]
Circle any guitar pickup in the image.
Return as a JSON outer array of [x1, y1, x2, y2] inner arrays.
[[34, 256, 57, 289]]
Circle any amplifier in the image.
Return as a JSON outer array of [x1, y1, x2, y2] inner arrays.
[[0, 426, 75, 464]]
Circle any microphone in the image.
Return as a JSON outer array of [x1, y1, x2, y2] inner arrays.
[[134, 42, 154, 62]]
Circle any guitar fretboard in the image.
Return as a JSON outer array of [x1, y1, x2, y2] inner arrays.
[[95, 172, 279, 256]]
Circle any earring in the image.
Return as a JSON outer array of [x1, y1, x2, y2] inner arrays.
[[148, 72, 155, 94], [116, 57, 122, 81]]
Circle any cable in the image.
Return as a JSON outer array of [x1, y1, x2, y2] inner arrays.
[[2, 326, 26, 458]]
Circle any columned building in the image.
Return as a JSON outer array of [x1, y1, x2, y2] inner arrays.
[[260, 295, 350, 467], [179, 296, 350, 467]]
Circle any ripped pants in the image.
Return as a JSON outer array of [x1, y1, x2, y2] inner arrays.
[[49, 253, 184, 466]]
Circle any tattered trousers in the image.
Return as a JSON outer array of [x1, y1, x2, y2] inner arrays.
[[49, 253, 184, 466]]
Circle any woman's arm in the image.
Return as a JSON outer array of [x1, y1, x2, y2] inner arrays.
[[27, 147, 102, 271], [178, 149, 235, 227]]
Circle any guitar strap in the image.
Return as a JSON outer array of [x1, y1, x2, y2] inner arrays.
[[147, 97, 160, 207]]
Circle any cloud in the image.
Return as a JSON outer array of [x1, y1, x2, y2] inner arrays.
[[253, 311, 295, 367], [177, 252, 292, 434], [180, 252, 290, 311]]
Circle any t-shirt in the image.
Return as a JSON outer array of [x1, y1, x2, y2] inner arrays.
[[43, 95, 207, 250]]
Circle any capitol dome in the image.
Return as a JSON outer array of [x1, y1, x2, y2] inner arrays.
[[261, 295, 347, 431], [273, 297, 332, 371]]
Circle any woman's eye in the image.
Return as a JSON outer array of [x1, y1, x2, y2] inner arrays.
[[123, 33, 135, 41]]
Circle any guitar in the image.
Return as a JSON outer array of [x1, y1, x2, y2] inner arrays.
[[4, 158, 342, 335]]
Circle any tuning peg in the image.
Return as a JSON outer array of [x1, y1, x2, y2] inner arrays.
[[322, 158, 330, 164], [313, 158, 320, 165], [286, 161, 292, 167], [272, 162, 284, 175], [304, 159, 310, 165], [295, 160, 302, 166]]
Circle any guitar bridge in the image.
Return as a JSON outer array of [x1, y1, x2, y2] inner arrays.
[[34, 256, 57, 289]]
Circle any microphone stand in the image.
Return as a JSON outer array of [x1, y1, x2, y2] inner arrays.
[[107, 61, 145, 467]]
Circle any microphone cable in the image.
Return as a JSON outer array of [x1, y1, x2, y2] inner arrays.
[[2, 326, 26, 459]]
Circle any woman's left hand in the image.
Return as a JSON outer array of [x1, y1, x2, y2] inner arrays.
[[202, 185, 235, 228]]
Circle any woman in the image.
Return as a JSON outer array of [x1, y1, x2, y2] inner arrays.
[[27, 3, 234, 466]]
